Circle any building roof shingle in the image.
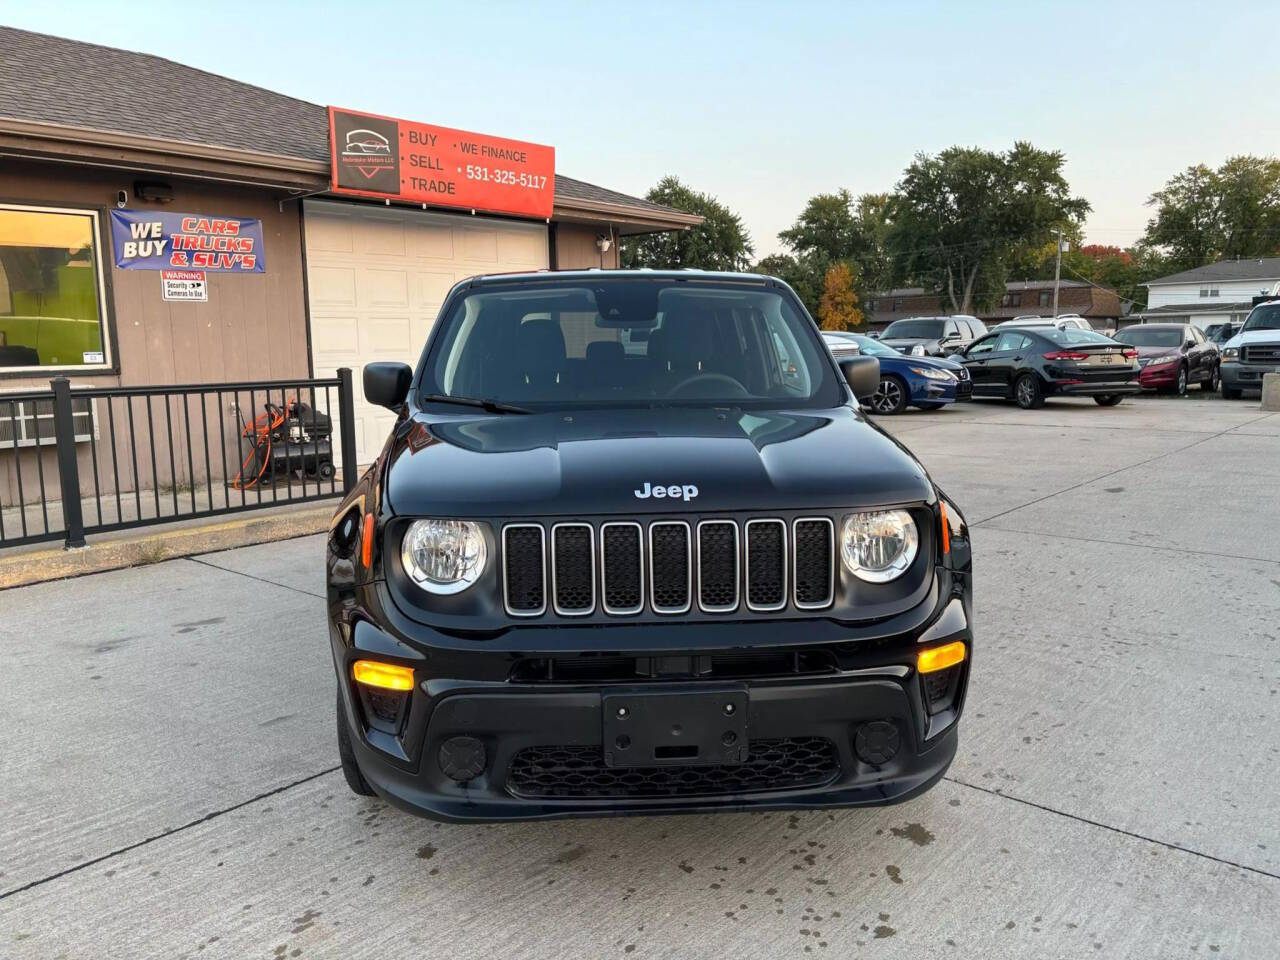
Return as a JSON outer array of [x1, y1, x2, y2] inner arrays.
[[0, 26, 694, 224], [1143, 257, 1280, 286]]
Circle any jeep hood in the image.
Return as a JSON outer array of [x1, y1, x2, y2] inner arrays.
[[382, 407, 934, 518]]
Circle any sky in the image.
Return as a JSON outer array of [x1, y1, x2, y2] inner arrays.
[[2, 0, 1276, 258]]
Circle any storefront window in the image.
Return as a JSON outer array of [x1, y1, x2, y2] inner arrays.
[[0, 204, 110, 371]]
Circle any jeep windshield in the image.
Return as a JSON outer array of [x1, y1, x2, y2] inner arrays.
[[420, 278, 844, 410]]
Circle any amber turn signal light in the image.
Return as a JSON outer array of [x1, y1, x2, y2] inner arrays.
[[352, 659, 415, 691], [917, 641, 965, 674], [939, 501, 951, 555]]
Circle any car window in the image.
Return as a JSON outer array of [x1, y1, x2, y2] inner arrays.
[[968, 318, 988, 336], [1242, 303, 1280, 331], [1112, 327, 1183, 347], [1037, 327, 1115, 346], [965, 335, 996, 356], [846, 334, 900, 357], [944, 319, 960, 338], [994, 331, 1029, 352], [881, 318, 945, 339], [423, 279, 843, 410]]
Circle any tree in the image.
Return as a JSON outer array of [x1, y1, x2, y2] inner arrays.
[[775, 190, 892, 312], [1142, 156, 1280, 270], [817, 262, 863, 330], [619, 175, 753, 271], [886, 142, 1090, 314]]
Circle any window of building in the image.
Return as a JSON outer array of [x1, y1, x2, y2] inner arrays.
[[0, 203, 111, 373], [891, 299, 901, 312], [1038, 291, 1051, 307], [1000, 292, 1023, 308], [1199, 286, 1220, 298], [869, 299, 879, 312]]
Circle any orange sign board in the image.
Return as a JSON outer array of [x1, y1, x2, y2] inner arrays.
[[328, 107, 555, 220]]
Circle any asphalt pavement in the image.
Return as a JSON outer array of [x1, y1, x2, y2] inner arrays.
[[2, 393, 1278, 959]]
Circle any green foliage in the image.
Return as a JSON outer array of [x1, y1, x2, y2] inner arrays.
[[886, 142, 1090, 313], [817, 262, 863, 330], [619, 175, 753, 271], [773, 190, 892, 313], [1142, 156, 1280, 270]]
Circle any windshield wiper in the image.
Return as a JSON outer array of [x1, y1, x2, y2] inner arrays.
[[423, 394, 531, 415]]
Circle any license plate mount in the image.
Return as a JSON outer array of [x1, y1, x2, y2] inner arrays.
[[602, 687, 748, 768]]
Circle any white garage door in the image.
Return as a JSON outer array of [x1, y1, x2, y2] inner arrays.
[[303, 200, 548, 466]]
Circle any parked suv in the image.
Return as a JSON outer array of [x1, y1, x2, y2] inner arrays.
[[1111, 323, 1219, 395], [328, 271, 972, 821], [993, 315, 1092, 333], [1219, 301, 1280, 398], [879, 316, 983, 357]]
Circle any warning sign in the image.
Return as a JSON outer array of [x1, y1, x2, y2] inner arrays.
[[162, 270, 208, 301]]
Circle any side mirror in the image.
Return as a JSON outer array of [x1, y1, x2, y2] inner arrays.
[[363, 361, 412, 409], [838, 355, 880, 401]]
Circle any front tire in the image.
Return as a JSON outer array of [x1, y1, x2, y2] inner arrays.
[[1202, 366, 1220, 392], [1094, 394, 1124, 406], [870, 375, 910, 415], [337, 687, 376, 797], [1014, 372, 1044, 409], [1172, 365, 1188, 396], [1222, 384, 1242, 400]]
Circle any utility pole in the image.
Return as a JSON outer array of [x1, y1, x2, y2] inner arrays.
[[1052, 227, 1063, 318]]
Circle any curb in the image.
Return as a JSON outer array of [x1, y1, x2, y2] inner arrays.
[[0, 505, 334, 590]]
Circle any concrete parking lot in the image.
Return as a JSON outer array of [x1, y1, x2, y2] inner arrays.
[[2, 394, 1278, 959]]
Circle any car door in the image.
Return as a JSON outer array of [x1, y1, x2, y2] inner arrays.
[[1187, 325, 1212, 380], [986, 331, 1031, 396], [961, 334, 1000, 393]]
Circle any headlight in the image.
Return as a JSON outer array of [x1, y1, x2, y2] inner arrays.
[[911, 345, 926, 356], [401, 519, 487, 594], [1145, 355, 1177, 367], [1222, 347, 1239, 361], [841, 510, 919, 582], [910, 366, 955, 381]]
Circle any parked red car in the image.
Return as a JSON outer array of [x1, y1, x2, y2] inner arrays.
[[1111, 323, 1219, 395]]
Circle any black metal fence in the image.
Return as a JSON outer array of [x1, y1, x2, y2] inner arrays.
[[0, 369, 357, 549]]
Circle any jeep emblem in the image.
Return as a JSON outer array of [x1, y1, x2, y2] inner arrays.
[[635, 482, 699, 502]]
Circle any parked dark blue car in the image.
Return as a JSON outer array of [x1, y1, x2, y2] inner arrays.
[[823, 332, 971, 414]]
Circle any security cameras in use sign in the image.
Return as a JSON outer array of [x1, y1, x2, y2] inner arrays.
[[110, 210, 266, 272]]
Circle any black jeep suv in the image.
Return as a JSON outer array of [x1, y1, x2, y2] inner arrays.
[[327, 271, 972, 821]]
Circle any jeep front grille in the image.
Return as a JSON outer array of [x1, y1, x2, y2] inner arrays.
[[501, 516, 836, 619]]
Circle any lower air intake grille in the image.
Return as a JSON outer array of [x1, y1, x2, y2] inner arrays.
[[649, 522, 691, 613], [507, 738, 840, 799], [502, 525, 545, 615], [746, 520, 786, 610]]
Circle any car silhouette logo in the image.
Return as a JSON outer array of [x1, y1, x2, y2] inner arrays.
[[343, 129, 391, 156]]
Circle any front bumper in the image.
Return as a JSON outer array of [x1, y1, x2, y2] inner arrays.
[[1137, 363, 1180, 388], [332, 581, 971, 821], [1221, 361, 1277, 390]]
